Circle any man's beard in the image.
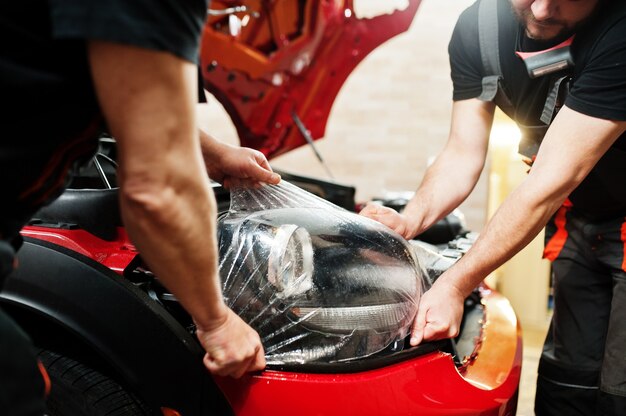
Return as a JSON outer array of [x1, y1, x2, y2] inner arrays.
[[516, 8, 573, 40], [511, 3, 599, 41]]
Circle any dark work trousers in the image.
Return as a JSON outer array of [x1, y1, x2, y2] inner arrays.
[[0, 239, 47, 416], [536, 205, 626, 416]]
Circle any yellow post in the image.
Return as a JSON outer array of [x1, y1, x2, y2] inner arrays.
[[486, 112, 552, 331]]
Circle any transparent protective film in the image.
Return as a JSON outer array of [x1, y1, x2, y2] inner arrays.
[[218, 181, 427, 365]]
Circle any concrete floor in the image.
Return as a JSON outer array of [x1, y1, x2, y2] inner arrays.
[[519, 326, 548, 415], [199, 0, 549, 413]]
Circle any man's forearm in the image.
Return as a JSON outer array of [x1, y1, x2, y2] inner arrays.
[[436, 105, 626, 297], [117, 161, 225, 322], [403, 99, 493, 237], [436, 181, 565, 297], [88, 41, 228, 328], [403, 146, 484, 235], [198, 128, 223, 159]]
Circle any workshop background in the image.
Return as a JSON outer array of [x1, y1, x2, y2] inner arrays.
[[198, 1, 551, 413]]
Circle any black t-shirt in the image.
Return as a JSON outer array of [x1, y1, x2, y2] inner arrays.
[[449, 0, 626, 220], [0, 0, 207, 237]]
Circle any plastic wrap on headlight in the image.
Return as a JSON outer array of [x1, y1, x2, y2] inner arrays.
[[218, 181, 427, 366]]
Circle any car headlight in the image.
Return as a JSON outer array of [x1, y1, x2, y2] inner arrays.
[[291, 303, 414, 332], [267, 224, 313, 297], [217, 184, 426, 367]]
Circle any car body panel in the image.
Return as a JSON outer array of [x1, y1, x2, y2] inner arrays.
[[1, 237, 229, 415], [201, 0, 421, 158], [215, 290, 521, 416]]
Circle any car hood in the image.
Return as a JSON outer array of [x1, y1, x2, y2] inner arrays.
[[200, 0, 421, 159]]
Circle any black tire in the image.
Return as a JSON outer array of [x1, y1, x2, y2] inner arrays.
[[38, 349, 155, 416]]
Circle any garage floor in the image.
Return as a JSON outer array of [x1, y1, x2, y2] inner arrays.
[[519, 326, 547, 415]]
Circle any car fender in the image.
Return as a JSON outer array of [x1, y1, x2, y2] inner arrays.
[[1, 238, 232, 416]]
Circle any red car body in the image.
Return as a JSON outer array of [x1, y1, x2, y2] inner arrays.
[[216, 293, 521, 416], [20, 223, 521, 415], [200, 0, 421, 158]]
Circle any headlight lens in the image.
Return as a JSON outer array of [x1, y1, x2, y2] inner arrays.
[[218, 184, 427, 367], [291, 303, 415, 333], [267, 225, 313, 297]]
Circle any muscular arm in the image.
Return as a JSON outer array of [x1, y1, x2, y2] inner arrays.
[[361, 99, 495, 238], [411, 106, 626, 344], [87, 42, 265, 377]]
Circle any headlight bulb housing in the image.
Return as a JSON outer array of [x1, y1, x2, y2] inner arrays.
[[217, 183, 426, 367]]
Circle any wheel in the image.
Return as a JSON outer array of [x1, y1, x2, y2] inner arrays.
[[38, 349, 155, 416]]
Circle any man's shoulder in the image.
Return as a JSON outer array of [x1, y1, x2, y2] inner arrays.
[[454, 0, 517, 33], [573, 2, 626, 68], [578, 1, 626, 44], [451, 0, 518, 62], [49, 0, 208, 63], [450, 1, 479, 52], [566, 1, 626, 122], [453, 0, 479, 37]]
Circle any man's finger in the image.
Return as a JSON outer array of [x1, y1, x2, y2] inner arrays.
[[254, 152, 273, 170], [223, 177, 247, 189], [410, 304, 427, 346], [203, 353, 230, 375], [423, 322, 443, 341], [359, 204, 383, 218], [231, 355, 257, 379], [248, 160, 280, 185], [423, 318, 455, 341], [249, 344, 266, 372], [204, 352, 248, 378]]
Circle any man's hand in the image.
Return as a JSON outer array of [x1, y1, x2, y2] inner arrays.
[[409, 281, 465, 346], [195, 308, 266, 378], [359, 204, 418, 240], [210, 145, 280, 189], [200, 131, 280, 188]]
